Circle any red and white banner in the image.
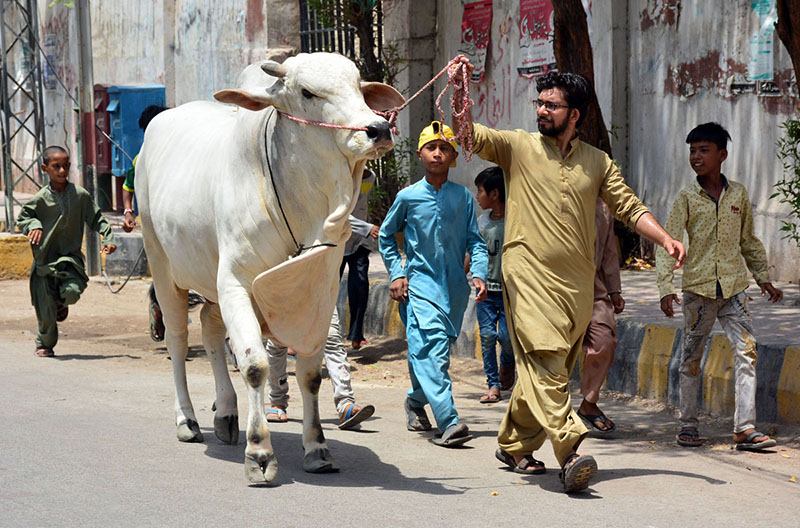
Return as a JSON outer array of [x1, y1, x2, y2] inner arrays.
[[458, 0, 493, 83], [517, 0, 557, 78]]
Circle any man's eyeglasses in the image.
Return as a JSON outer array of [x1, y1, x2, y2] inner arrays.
[[534, 99, 569, 112]]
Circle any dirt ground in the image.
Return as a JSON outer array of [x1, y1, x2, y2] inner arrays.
[[3, 276, 799, 463]]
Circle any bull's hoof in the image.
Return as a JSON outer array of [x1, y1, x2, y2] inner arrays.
[[177, 419, 204, 443], [214, 414, 239, 445], [245, 450, 278, 484], [303, 447, 340, 473]]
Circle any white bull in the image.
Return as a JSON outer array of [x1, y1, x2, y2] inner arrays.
[[136, 52, 403, 483]]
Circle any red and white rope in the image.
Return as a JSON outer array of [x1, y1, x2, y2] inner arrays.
[[278, 55, 475, 160]]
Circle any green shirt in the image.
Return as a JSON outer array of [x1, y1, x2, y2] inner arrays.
[[478, 211, 504, 291], [17, 182, 116, 275]]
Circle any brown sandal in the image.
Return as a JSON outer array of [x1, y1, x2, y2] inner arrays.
[[35, 348, 54, 357]]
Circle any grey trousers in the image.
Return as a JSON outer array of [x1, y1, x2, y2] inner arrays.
[[266, 308, 355, 415], [679, 291, 758, 433]]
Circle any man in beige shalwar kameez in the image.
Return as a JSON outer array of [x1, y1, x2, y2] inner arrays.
[[452, 60, 685, 492]]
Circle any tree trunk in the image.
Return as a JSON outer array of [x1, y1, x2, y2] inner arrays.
[[776, 0, 800, 84], [551, 0, 612, 157]]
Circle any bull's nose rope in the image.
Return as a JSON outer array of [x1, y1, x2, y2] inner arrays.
[[278, 55, 476, 161]]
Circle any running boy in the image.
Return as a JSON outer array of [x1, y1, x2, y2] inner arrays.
[[17, 146, 117, 357], [472, 166, 515, 403], [657, 122, 783, 450], [379, 121, 489, 447]]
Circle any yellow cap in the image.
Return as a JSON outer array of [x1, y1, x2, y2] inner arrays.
[[417, 121, 458, 168]]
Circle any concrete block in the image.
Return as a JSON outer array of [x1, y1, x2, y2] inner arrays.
[[637, 325, 678, 401], [104, 232, 148, 277], [777, 346, 800, 424], [0, 233, 33, 280]]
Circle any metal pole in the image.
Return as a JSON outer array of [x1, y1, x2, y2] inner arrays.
[[76, 0, 99, 275], [1, 0, 16, 231]]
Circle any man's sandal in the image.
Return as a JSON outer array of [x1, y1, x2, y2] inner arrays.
[[55, 303, 68, 322], [34, 348, 54, 357], [339, 403, 375, 430], [495, 448, 546, 475], [735, 431, 777, 451], [559, 453, 598, 493]]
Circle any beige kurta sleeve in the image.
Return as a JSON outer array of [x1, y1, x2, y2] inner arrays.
[[471, 123, 519, 174], [599, 159, 649, 230]]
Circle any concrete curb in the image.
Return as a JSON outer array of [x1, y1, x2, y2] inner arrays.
[[341, 278, 800, 426], [0, 233, 33, 280]]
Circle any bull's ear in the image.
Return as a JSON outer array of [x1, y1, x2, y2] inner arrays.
[[361, 82, 405, 112], [213, 89, 274, 111]]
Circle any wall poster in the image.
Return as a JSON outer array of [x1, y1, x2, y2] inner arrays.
[[458, 0, 493, 83]]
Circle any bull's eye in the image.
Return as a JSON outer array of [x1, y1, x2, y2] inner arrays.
[[301, 88, 316, 99]]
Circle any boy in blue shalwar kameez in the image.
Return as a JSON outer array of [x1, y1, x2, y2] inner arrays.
[[379, 121, 489, 447]]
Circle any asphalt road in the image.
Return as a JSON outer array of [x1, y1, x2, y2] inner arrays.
[[1, 279, 798, 527]]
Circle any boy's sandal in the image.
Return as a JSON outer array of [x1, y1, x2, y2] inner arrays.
[[676, 428, 704, 447], [149, 302, 165, 342], [55, 304, 69, 322], [404, 397, 432, 432], [559, 453, 598, 493], [479, 388, 502, 404], [34, 348, 54, 357], [495, 448, 545, 475], [735, 431, 777, 451], [338, 403, 375, 430], [265, 408, 288, 423]]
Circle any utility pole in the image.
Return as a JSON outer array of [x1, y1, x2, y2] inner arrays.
[[76, 0, 100, 275]]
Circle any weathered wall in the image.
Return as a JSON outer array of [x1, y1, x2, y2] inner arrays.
[[433, 0, 799, 281], [32, 0, 299, 191], [627, 0, 799, 281]]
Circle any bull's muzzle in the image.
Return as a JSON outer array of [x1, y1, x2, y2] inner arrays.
[[365, 121, 392, 143]]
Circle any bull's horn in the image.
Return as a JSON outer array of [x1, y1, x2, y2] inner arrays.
[[261, 61, 287, 78]]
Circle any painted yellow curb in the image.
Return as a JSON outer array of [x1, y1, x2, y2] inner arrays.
[[384, 298, 406, 339], [637, 325, 677, 400], [0, 234, 33, 280], [702, 335, 736, 416], [778, 346, 800, 423]]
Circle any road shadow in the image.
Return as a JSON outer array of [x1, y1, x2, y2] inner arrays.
[[506, 465, 726, 498], [52, 353, 142, 361], [201, 428, 466, 495]]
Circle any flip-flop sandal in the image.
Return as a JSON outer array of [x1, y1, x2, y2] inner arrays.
[[339, 403, 375, 430], [676, 428, 704, 447], [56, 304, 68, 322], [265, 408, 288, 423], [430, 423, 473, 447], [559, 454, 597, 493], [577, 409, 616, 433], [479, 389, 502, 404], [735, 431, 777, 451], [495, 448, 546, 475], [405, 397, 432, 431], [34, 348, 54, 357], [149, 302, 165, 342]]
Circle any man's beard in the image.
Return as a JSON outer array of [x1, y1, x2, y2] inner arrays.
[[537, 116, 569, 137]]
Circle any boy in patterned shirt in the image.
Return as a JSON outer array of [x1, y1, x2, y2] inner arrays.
[[657, 122, 782, 451]]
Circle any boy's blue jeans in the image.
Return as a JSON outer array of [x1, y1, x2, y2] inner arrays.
[[477, 290, 514, 389]]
